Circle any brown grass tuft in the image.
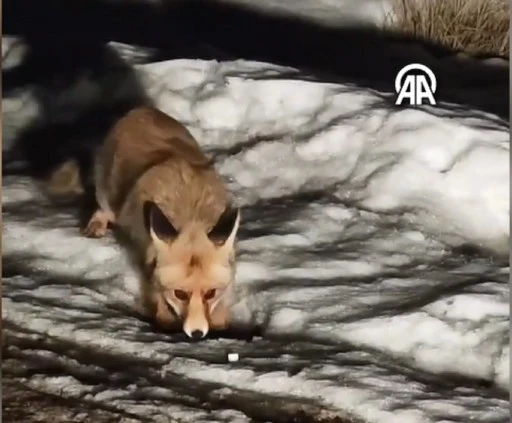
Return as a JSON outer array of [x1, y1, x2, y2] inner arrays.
[[386, 0, 510, 57]]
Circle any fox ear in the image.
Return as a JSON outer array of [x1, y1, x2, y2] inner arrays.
[[207, 206, 240, 248], [143, 201, 178, 242]]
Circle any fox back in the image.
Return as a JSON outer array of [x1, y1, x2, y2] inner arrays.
[[95, 106, 241, 338]]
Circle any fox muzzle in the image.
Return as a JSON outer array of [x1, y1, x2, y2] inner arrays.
[[183, 294, 209, 339]]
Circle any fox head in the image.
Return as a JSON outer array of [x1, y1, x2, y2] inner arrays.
[[143, 201, 240, 339]]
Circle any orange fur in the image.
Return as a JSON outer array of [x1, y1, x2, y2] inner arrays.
[[83, 106, 240, 338]]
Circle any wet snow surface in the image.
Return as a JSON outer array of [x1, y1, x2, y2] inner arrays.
[[3, 39, 510, 423]]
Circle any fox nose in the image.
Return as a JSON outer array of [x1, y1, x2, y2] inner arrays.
[[191, 330, 205, 340]]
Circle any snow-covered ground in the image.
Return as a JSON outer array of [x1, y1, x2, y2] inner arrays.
[[3, 33, 510, 423], [209, 0, 394, 27]]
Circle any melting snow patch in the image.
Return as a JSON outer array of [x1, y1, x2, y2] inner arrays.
[[2, 54, 509, 423]]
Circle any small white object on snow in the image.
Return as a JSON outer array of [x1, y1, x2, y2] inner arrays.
[[227, 353, 239, 362]]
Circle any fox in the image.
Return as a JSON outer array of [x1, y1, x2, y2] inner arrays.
[[81, 105, 241, 340]]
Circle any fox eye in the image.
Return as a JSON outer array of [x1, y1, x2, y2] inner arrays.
[[174, 290, 189, 301], [204, 289, 216, 300]]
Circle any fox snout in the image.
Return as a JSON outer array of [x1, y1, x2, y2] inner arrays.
[[164, 287, 228, 340], [183, 294, 210, 340]]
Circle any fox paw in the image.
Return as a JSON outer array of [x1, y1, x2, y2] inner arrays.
[[82, 209, 114, 238]]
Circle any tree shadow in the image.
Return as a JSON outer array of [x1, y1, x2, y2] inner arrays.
[[2, 39, 151, 215], [3, 0, 508, 196], [3, 0, 509, 125]]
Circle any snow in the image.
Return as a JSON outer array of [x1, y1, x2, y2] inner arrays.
[[227, 353, 239, 362], [213, 0, 394, 27], [141, 59, 509, 257], [3, 36, 509, 423]]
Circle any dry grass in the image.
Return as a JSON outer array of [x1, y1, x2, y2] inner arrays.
[[386, 0, 510, 57]]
